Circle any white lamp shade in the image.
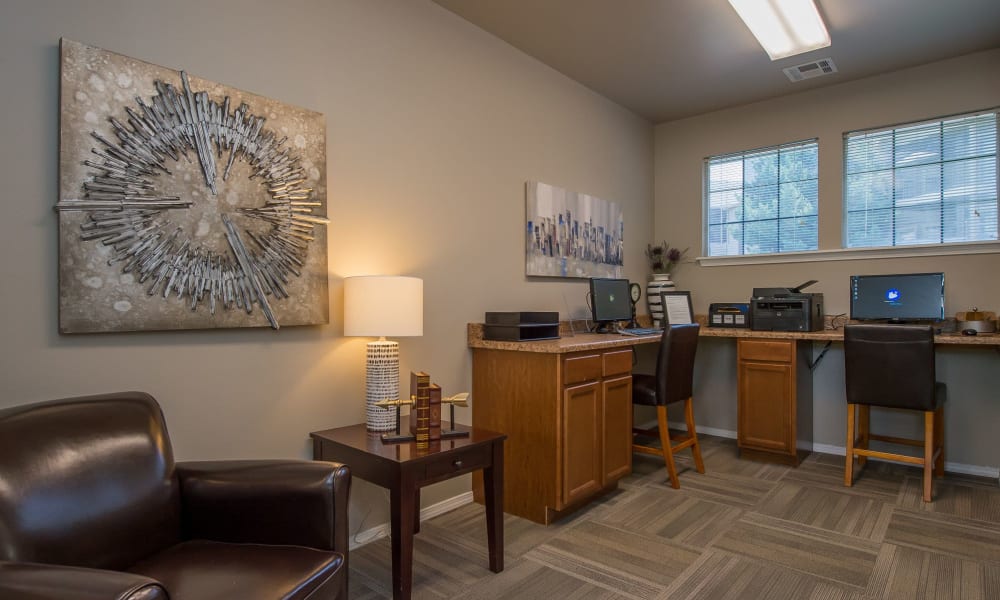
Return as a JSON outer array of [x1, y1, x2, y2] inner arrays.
[[343, 276, 423, 337]]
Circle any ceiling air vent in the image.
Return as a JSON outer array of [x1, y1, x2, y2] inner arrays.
[[783, 58, 837, 82]]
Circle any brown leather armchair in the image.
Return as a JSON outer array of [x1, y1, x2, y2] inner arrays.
[[0, 392, 351, 599]]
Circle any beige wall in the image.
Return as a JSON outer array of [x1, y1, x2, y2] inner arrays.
[[654, 50, 1000, 472], [0, 0, 652, 536], [3, 0, 993, 538]]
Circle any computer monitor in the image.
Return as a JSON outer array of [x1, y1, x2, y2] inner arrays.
[[589, 278, 632, 332], [850, 272, 945, 322]]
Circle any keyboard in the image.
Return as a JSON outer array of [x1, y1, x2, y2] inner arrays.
[[619, 327, 662, 336]]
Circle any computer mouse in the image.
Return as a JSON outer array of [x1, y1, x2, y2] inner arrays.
[[961, 328, 978, 336]]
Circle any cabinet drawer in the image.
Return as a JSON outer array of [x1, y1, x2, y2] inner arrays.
[[738, 339, 792, 363], [564, 354, 601, 385], [603, 349, 633, 378]]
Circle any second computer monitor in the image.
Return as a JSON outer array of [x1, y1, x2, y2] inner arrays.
[[850, 272, 945, 322], [590, 278, 631, 331]]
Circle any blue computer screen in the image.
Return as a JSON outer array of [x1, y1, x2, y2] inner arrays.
[[850, 272, 945, 321]]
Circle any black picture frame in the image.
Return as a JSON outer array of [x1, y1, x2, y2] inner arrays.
[[659, 290, 694, 325]]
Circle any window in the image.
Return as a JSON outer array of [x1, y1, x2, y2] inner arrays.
[[844, 110, 998, 248], [705, 139, 818, 257]]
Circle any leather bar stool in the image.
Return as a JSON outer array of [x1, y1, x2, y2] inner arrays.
[[843, 324, 945, 502], [632, 322, 705, 489]]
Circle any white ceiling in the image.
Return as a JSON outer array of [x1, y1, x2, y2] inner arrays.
[[431, 0, 1000, 123]]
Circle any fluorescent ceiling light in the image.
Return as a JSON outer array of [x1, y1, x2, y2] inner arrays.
[[729, 0, 831, 60]]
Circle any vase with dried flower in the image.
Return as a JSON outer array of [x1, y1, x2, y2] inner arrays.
[[644, 242, 688, 327]]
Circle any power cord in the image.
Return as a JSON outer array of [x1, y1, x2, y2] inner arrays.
[[827, 313, 848, 330], [351, 489, 390, 546], [584, 291, 598, 332], [561, 291, 578, 337]]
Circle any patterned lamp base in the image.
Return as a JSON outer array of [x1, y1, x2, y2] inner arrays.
[[365, 340, 399, 431]]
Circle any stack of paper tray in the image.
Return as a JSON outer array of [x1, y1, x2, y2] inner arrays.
[[484, 312, 560, 341]]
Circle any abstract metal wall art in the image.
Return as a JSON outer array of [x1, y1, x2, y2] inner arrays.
[[57, 39, 329, 333], [525, 181, 623, 278]]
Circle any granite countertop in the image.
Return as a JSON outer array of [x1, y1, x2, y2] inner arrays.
[[468, 319, 1000, 353], [914, 331, 1000, 345], [467, 322, 661, 353]]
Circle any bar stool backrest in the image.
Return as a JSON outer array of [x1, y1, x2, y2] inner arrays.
[[654, 323, 700, 405], [844, 324, 936, 411]]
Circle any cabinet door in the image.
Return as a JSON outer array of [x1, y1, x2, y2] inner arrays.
[[561, 381, 602, 507], [737, 360, 794, 453], [602, 374, 632, 483]]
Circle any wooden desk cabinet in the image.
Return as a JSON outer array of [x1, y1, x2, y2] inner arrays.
[[470, 322, 1000, 492], [472, 347, 633, 524], [736, 339, 813, 465]]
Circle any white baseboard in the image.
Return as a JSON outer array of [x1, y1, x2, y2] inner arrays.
[[641, 418, 737, 441], [810, 442, 1000, 480], [666, 421, 1000, 483], [685, 423, 737, 440], [350, 491, 474, 549]]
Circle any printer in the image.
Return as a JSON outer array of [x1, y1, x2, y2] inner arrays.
[[750, 280, 824, 332]]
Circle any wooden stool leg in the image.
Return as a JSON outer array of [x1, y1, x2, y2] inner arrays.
[[657, 405, 680, 489], [934, 404, 945, 477], [684, 397, 705, 474], [858, 405, 870, 468], [845, 404, 856, 487], [923, 410, 934, 502]]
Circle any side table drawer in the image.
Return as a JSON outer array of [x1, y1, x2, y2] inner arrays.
[[423, 444, 490, 481]]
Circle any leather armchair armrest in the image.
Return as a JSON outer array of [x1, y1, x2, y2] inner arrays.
[[0, 561, 166, 600], [176, 460, 351, 554]]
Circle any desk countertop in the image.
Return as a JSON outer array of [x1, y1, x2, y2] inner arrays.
[[467, 321, 1000, 353]]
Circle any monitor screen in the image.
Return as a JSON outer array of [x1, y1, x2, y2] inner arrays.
[[850, 272, 945, 322], [590, 278, 632, 324]]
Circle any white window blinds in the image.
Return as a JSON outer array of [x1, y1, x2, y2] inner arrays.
[[705, 140, 818, 257], [844, 110, 998, 248]]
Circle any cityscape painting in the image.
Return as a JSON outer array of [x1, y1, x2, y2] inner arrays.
[[525, 181, 623, 278]]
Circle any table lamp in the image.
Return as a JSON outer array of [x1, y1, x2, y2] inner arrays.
[[344, 275, 423, 431]]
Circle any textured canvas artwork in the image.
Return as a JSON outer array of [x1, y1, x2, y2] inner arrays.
[[57, 39, 329, 333], [525, 181, 623, 278]]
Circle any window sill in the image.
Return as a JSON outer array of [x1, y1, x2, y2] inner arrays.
[[696, 241, 1000, 267]]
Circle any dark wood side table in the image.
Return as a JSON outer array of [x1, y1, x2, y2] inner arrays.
[[310, 420, 506, 600]]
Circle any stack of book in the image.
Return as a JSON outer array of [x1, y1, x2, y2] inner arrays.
[[408, 372, 442, 446]]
